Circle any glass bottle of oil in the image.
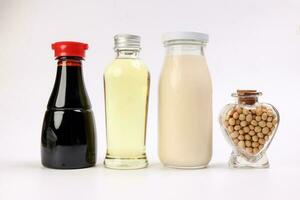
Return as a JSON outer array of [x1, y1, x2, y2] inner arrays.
[[104, 34, 150, 169]]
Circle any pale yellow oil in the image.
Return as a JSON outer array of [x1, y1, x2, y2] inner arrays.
[[104, 58, 150, 169]]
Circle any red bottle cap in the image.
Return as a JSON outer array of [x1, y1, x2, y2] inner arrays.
[[52, 41, 88, 58]]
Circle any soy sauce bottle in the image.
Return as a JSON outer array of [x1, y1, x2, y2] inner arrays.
[[41, 41, 97, 169]]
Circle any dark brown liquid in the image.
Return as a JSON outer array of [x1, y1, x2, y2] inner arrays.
[[41, 57, 97, 169]]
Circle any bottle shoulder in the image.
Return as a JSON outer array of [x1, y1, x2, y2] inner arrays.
[[159, 56, 212, 89], [47, 67, 92, 110], [104, 58, 149, 76]]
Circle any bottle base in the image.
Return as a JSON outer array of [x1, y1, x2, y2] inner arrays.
[[229, 151, 269, 168], [41, 162, 95, 170], [41, 145, 96, 170], [163, 164, 207, 169], [104, 157, 148, 170]]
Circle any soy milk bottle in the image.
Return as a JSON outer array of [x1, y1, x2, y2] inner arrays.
[[158, 32, 212, 168]]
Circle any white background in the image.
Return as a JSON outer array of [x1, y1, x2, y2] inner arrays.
[[0, 0, 300, 199]]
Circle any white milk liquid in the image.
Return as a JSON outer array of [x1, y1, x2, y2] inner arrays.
[[158, 55, 212, 168]]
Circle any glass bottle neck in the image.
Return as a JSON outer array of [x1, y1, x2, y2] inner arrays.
[[47, 56, 91, 109], [57, 56, 83, 67], [55, 57, 84, 84], [236, 96, 259, 105], [115, 49, 140, 59], [233, 91, 262, 106], [165, 44, 205, 56]]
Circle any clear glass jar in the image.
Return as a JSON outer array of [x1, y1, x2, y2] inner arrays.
[[220, 90, 280, 168], [159, 32, 212, 168]]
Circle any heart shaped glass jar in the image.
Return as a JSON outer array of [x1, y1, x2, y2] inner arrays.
[[220, 90, 280, 168]]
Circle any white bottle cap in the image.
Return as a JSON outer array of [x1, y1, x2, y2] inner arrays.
[[162, 32, 209, 43]]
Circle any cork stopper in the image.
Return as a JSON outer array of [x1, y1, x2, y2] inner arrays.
[[232, 90, 262, 105]]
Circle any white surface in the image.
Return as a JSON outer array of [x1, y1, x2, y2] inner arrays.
[[0, 0, 300, 199], [1, 159, 299, 200]]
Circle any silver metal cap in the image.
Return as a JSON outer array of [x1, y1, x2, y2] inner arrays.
[[114, 34, 141, 50]]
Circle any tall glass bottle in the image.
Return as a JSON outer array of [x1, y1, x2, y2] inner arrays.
[[41, 41, 97, 169], [104, 34, 150, 169], [159, 32, 212, 169]]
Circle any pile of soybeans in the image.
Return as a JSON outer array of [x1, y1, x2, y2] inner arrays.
[[222, 105, 278, 155]]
